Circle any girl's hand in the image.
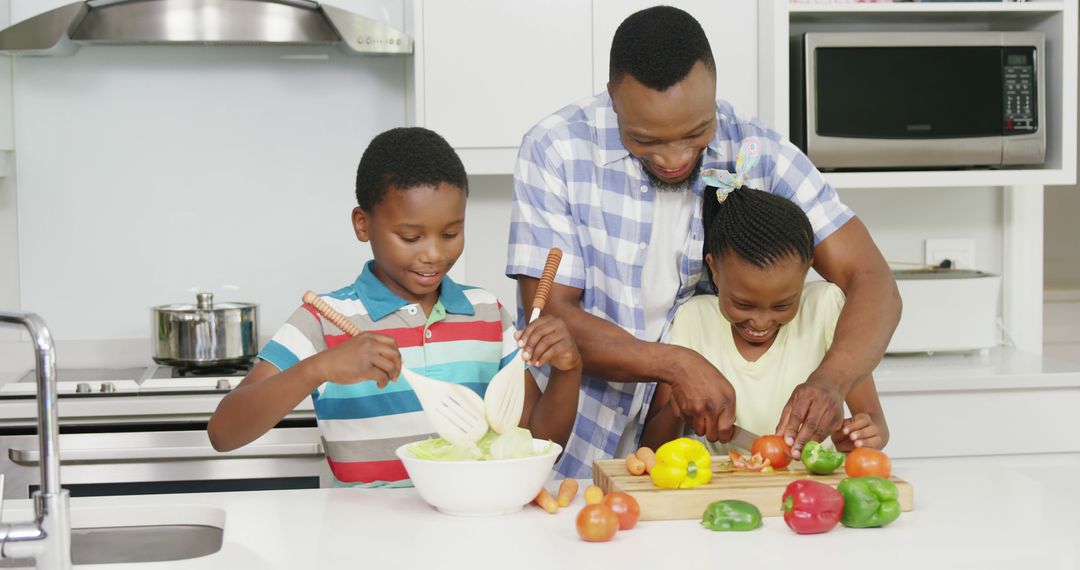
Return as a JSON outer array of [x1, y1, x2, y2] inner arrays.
[[515, 315, 582, 372], [830, 412, 884, 451], [318, 332, 402, 388]]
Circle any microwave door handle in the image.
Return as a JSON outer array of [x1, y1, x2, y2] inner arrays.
[[9, 442, 325, 465]]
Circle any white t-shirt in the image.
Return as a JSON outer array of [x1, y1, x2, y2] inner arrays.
[[640, 189, 698, 342], [615, 188, 697, 459], [667, 281, 846, 454]]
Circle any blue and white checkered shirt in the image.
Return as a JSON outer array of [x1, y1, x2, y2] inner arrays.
[[506, 93, 854, 478]]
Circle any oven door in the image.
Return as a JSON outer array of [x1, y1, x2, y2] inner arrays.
[[1, 420, 330, 500]]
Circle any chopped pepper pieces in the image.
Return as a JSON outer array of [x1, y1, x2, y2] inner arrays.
[[701, 500, 763, 532], [650, 438, 713, 489], [729, 450, 774, 473], [800, 440, 845, 475], [837, 476, 901, 528]]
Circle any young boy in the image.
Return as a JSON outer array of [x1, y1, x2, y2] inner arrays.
[[208, 127, 582, 486], [641, 140, 887, 455]]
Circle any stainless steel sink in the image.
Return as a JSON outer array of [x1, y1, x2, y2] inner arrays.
[[0, 524, 223, 567]]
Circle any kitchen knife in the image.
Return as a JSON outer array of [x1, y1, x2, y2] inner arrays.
[[728, 425, 759, 452]]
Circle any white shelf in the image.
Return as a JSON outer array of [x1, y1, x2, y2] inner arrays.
[[822, 167, 1075, 189], [789, 1, 1067, 15]]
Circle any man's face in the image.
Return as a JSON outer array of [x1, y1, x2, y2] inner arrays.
[[609, 60, 718, 186]]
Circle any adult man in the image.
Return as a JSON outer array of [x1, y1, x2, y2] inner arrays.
[[507, 6, 900, 477]]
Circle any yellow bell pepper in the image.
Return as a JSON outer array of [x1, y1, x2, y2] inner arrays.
[[649, 437, 712, 489]]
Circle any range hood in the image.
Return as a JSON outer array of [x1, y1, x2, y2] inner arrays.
[[0, 0, 413, 56]]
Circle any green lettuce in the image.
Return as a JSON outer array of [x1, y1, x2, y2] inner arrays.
[[406, 427, 553, 461]]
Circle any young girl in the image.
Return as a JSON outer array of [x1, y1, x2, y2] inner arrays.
[[641, 139, 888, 455]]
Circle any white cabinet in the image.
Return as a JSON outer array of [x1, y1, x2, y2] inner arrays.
[[410, 0, 766, 175], [410, 0, 593, 174], [591, 0, 761, 119]]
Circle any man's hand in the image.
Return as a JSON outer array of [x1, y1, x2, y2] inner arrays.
[[663, 347, 736, 442], [775, 376, 845, 458]]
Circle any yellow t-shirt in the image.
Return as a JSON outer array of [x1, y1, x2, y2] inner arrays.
[[667, 281, 845, 454]]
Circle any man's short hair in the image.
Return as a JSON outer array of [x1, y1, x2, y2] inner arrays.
[[609, 5, 716, 91]]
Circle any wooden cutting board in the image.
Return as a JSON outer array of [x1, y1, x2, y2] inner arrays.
[[593, 457, 914, 521]]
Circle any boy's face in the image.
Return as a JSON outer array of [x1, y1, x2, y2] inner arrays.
[[353, 182, 466, 306], [706, 251, 810, 347]]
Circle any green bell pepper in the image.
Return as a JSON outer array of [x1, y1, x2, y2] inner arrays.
[[837, 476, 901, 528], [701, 500, 762, 532], [801, 440, 845, 475]]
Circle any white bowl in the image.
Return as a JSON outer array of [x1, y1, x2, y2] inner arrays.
[[395, 438, 562, 516]]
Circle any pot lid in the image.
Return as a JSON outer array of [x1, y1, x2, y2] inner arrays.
[[153, 292, 257, 312]]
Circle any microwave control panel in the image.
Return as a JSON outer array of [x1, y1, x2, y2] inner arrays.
[[1003, 47, 1037, 134]]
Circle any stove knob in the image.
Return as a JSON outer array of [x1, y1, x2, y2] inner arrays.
[[76, 382, 92, 394], [100, 382, 116, 393], [215, 379, 232, 391]]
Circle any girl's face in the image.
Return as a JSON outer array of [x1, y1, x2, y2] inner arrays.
[[706, 250, 811, 347]]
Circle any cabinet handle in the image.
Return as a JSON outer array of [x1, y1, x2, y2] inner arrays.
[[9, 442, 324, 465]]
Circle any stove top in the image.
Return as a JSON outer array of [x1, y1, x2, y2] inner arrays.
[[0, 363, 253, 399]]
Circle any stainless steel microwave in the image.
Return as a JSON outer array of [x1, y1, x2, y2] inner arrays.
[[791, 32, 1045, 170]]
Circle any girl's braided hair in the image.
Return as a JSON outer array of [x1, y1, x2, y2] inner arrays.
[[702, 185, 815, 269]]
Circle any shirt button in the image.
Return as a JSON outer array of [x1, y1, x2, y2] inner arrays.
[[639, 242, 647, 250], [639, 185, 648, 193], [405, 306, 418, 316], [616, 406, 625, 415], [424, 329, 432, 339]]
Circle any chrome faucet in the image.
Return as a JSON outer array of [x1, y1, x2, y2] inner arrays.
[[0, 312, 72, 570]]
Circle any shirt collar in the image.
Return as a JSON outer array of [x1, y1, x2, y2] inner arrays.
[[353, 260, 475, 321], [594, 95, 727, 171]]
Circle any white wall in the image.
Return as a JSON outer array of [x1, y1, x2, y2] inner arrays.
[[12, 45, 405, 340], [841, 186, 1004, 275], [1045, 4, 1080, 288]]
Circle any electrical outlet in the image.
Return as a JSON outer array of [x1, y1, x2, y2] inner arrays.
[[925, 238, 976, 270]]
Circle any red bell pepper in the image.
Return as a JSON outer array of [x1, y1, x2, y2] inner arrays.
[[781, 480, 844, 534]]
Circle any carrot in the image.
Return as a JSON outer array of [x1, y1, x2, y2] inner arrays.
[[583, 485, 605, 505], [625, 452, 646, 476], [635, 446, 657, 473], [556, 478, 579, 507], [534, 487, 558, 514]]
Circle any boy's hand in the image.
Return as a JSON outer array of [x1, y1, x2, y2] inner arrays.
[[830, 412, 883, 451], [320, 332, 402, 388], [515, 315, 582, 372]]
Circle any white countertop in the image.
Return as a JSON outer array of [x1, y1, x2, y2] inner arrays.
[[873, 346, 1080, 393], [1, 347, 1077, 426], [3, 454, 1078, 570]]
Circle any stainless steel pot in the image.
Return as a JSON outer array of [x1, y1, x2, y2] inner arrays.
[[152, 292, 258, 367]]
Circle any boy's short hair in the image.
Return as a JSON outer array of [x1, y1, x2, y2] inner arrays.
[[355, 127, 468, 211], [609, 5, 716, 91]]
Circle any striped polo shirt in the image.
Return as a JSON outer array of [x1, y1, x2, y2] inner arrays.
[[258, 260, 519, 486]]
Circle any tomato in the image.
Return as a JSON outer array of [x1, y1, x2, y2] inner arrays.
[[845, 447, 892, 479], [751, 435, 792, 469], [601, 491, 640, 530], [576, 504, 619, 542]]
